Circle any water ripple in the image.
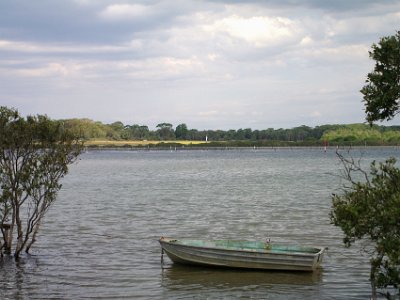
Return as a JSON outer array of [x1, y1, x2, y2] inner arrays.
[[1, 148, 398, 299]]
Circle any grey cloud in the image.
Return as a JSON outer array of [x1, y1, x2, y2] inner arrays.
[[0, 0, 187, 44], [0, 0, 399, 128], [204, 0, 400, 12]]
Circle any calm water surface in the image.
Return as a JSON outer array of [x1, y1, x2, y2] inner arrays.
[[1, 147, 399, 299]]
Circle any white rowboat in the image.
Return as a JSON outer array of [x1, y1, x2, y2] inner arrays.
[[159, 237, 325, 272]]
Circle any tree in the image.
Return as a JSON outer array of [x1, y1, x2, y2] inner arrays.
[[175, 123, 188, 140], [156, 123, 175, 140], [62, 118, 108, 140], [361, 31, 400, 124], [331, 153, 400, 299], [332, 31, 400, 299], [107, 121, 125, 140], [0, 107, 83, 259], [138, 125, 150, 140]]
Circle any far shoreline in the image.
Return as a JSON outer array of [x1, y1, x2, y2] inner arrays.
[[83, 139, 400, 151]]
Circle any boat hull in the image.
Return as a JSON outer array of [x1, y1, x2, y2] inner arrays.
[[159, 237, 325, 272]]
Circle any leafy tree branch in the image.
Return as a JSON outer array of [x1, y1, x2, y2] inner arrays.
[[0, 106, 83, 259]]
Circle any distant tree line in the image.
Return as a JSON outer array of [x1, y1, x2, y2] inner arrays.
[[61, 119, 400, 144]]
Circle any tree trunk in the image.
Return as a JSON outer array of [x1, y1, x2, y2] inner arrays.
[[3, 210, 15, 254], [25, 221, 40, 254], [0, 226, 4, 257], [0, 223, 11, 255], [371, 283, 377, 300], [14, 205, 24, 259]]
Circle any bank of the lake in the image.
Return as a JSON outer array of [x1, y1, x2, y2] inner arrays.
[[84, 139, 400, 149]]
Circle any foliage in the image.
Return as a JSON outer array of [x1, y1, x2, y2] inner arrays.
[[331, 153, 400, 298], [123, 125, 149, 140], [331, 31, 400, 299], [156, 123, 175, 140], [361, 31, 400, 124], [322, 124, 400, 144], [175, 123, 189, 140], [63, 118, 108, 140], [0, 106, 83, 259]]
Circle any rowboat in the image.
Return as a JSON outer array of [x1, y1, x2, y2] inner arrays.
[[159, 237, 325, 272]]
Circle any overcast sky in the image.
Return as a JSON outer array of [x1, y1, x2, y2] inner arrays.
[[0, 0, 399, 130]]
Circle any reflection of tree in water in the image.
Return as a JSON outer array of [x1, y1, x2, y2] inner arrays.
[[0, 255, 42, 299]]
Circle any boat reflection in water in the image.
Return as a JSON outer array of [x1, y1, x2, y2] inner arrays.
[[161, 263, 323, 290]]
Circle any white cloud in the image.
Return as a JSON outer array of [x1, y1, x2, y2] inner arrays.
[[300, 36, 313, 46], [99, 4, 152, 20], [310, 111, 322, 118], [198, 110, 219, 117], [329, 11, 400, 38], [204, 15, 300, 47], [0, 40, 42, 53], [17, 63, 71, 77], [304, 44, 370, 63], [0, 39, 126, 54], [122, 56, 205, 80]]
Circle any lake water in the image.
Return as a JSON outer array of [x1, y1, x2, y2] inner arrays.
[[1, 147, 399, 299]]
